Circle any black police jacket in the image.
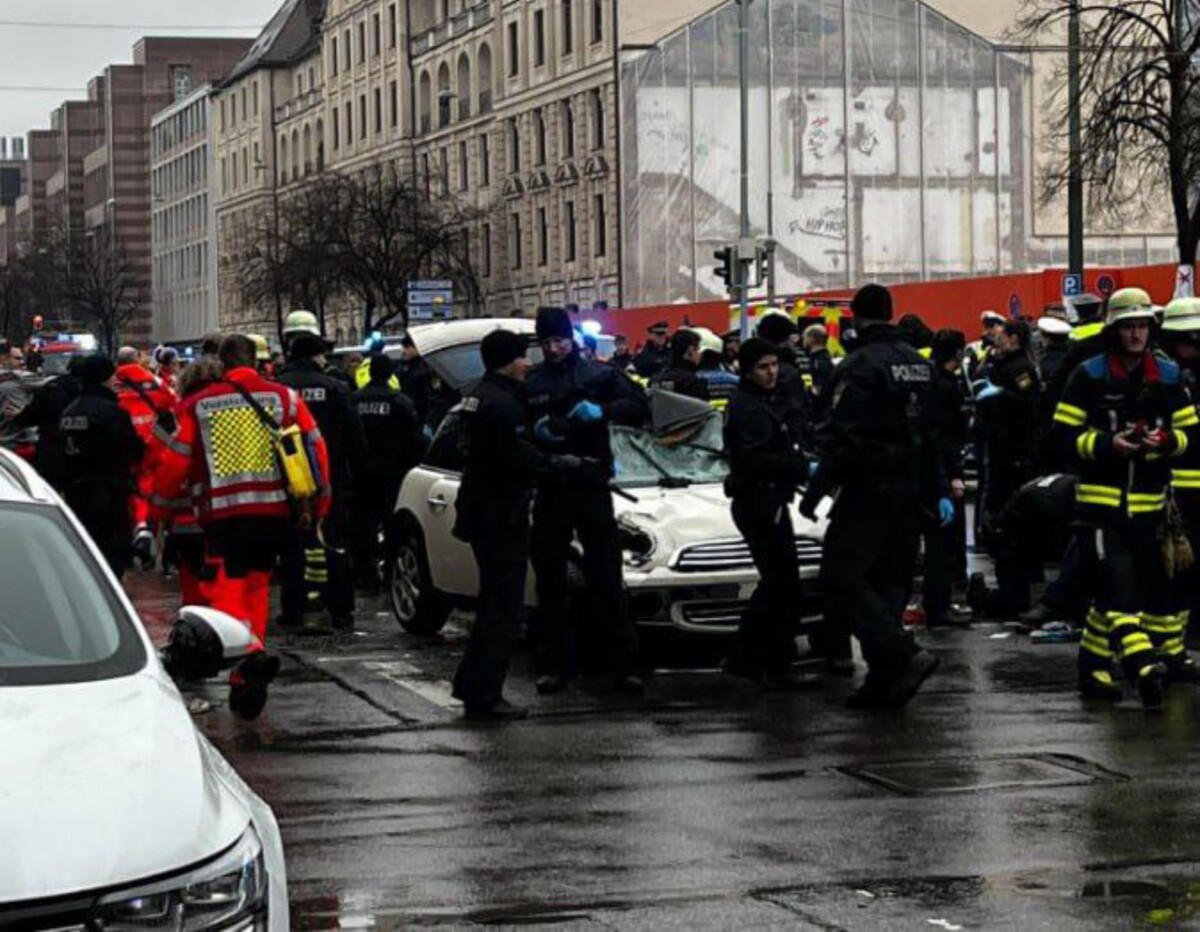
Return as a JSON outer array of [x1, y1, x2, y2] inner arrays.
[[352, 381, 426, 480], [527, 351, 648, 469], [276, 358, 367, 489], [17, 374, 82, 489], [453, 372, 544, 541], [810, 324, 943, 502], [807, 348, 836, 422], [1044, 321, 1105, 413], [772, 345, 815, 443], [59, 385, 144, 489], [632, 343, 669, 378], [651, 359, 710, 401], [724, 377, 809, 500], [979, 351, 1041, 468], [932, 366, 968, 483]]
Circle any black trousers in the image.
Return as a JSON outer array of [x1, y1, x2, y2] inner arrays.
[[728, 494, 802, 673], [530, 484, 638, 678], [351, 473, 402, 587], [66, 482, 131, 578], [820, 489, 920, 674], [923, 516, 955, 622], [453, 507, 530, 708], [281, 501, 354, 624]]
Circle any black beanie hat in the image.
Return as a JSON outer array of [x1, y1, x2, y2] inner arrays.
[[851, 283, 893, 322], [369, 353, 395, 383], [535, 306, 574, 341], [756, 313, 797, 346], [79, 353, 116, 386], [738, 337, 778, 373], [481, 329, 528, 372]]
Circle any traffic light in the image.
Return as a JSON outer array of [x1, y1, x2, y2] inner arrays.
[[713, 245, 740, 292]]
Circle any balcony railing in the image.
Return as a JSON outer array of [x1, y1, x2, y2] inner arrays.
[[410, 1, 493, 56]]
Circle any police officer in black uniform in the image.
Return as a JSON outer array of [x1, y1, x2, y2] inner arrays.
[[351, 354, 426, 591], [650, 329, 710, 401], [632, 322, 671, 378], [527, 306, 648, 694], [722, 338, 817, 687], [276, 330, 368, 629], [58, 355, 145, 576], [756, 312, 814, 429], [451, 330, 581, 720], [16, 356, 84, 491], [801, 284, 943, 709], [803, 323, 836, 422]]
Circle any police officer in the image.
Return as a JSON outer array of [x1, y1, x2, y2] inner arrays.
[[694, 328, 739, 414], [59, 355, 145, 577], [1052, 287, 1198, 706], [15, 355, 83, 490], [276, 318, 368, 630], [527, 306, 648, 694], [803, 323, 836, 417], [722, 338, 817, 687], [351, 354, 426, 591], [650, 329, 710, 401], [756, 311, 815, 436], [451, 330, 569, 720], [632, 321, 671, 378], [610, 334, 634, 372], [800, 284, 944, 709]]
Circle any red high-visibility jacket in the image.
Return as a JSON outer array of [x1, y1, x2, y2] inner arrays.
[[115, 364, 177, 443], [152, 367, 331, 526]]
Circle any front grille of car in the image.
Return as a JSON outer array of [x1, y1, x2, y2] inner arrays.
[[672, 537, 823, 573], [678, 600, 745, 627]]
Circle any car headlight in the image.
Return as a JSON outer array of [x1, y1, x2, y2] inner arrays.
[[94, 826, 267, 930], [617, 513, 658, 567]]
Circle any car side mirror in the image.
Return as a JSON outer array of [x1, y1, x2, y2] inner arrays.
[[159, 606, 263, 683]]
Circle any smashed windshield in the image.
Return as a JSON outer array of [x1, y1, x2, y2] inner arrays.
[[611, 413, 728, 489]]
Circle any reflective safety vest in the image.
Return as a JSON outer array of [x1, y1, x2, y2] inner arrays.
[[152, 367, 331, 526], [355, 359, 400, 391]]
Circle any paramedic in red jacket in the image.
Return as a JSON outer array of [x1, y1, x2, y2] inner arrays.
[[153, 335, 331, 720]]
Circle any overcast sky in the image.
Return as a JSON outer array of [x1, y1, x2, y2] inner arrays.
[[0, 0, 283, 144]]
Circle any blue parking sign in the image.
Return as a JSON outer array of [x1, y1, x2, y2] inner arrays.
[[1061, 273, 1083, 298]]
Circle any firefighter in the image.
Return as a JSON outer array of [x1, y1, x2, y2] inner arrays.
[[1052, 287, 1198, 706], [632, 321, 671, 378], [1157, 297, 1200, 680], [114, 346, 178, 568], [59, 355, 145, 577], [800, 284, 944, 709], [650, 329, 710, 401], [451, 330, 570, 720], [721, 337, 818, 688], [153, 334, 331, 720], [527, 306, 648, 695], [351, 354, 426, 591], [276, 316, 367, 630], [694, 328, 738, 414]]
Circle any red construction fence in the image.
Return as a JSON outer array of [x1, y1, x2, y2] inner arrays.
[[586, 263, 1188, 345]]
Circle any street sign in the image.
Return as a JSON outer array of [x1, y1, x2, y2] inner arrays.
[[408, 279, 454, 291], [1061, 273, 1083, 298], [1176, 264, 1194, 299], [1096, 274, 1115, 297], [406, 278, 454, 322], [407, 290, 453, 306], [1008, 294, 1022, 318]]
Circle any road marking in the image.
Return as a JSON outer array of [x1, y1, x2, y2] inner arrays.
[[362, 660, 461, 711]]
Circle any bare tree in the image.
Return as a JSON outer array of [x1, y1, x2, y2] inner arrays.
[[1016, 1, 1200, 262]]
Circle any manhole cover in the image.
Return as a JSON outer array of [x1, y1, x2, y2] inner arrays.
[[840, 753, 1127, 795]]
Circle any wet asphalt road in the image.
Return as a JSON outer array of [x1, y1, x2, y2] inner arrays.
[[130, 573, 1200, 930]]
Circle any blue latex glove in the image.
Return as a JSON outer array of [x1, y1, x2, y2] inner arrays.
[[807, 460, 820, 479], [568, 400, 603, 423], [938, 497, 955, 527], [534, 415, 566, 445], [975, 381, 1002, 401]]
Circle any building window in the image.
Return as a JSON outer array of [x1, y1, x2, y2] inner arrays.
[[242, 147, 249, 185], [507, 21, 519, 77], [480, 133, 490, 186], [221, 157, 228, 193], [511, 212, 522, 269], [562, 99, 575, 158], [346, 101, 354, 144], [590, 88, 603, 150], [359, 95, 367, 138], [390, 81, 399, 127], [388, 4, 398, 47], [332, 108, 340, 149], [252, 81, 258, 114], [534, 109, 547, 166], [563, 0, 573, 55], [537, 206, 548, 265], [358, 23, 366, 63], [343, 30, 351, 70], [374, 88, 382, 133], [458, 140, 469, 191], [564, 199, 576, 262], [220, 99, 226, 132], [372, 13, 381, 56], [330, 39, 339, 76], [482, 222, 491, 277], [421, 153, 431, 198], [592, 0, 604, 44], [171, 65, 192, 100], [240, 88, 247, 121], [507, 118, 519, 173], [534, 10, 546, 67], [593, 193, 606, 256]]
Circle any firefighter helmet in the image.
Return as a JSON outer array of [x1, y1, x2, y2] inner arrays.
[[282, 309, 321, 339], [1105, 288, 1157, 327], [1162, 297, 1200, 333]]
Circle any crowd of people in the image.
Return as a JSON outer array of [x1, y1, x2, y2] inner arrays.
[[6, 276, 1199, 720]]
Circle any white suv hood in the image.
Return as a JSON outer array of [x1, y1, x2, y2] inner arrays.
[[0, 669, 248, 902]]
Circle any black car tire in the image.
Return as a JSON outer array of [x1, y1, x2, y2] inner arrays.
[[385, 525, 452, 635]]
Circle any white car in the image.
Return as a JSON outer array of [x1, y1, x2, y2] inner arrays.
[[386, 318, 827, 653], [0, 450, 287, 929]]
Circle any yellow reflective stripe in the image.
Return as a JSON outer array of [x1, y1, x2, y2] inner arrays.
[[1130, 504, 1166, 514], [1071, 322, 1104, 341], [1054, 402, 1087, 426], [1175, 430, 1189, 456], [1077, 484, 1122, 506], [1173, 406, 1200, 428], [1119, 635, 1155, 658], [1075, 428, 1101, 460], [1081, 631, 1113, 655], [1163, 638, 1186, 655], [1128, 493, 1166, 503], [1140, 616, 1178, 634]]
